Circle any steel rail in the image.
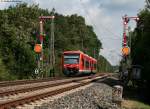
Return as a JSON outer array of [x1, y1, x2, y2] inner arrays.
[[0, 77, 66, 87]]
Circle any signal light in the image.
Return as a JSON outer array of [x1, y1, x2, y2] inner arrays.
[[136, 17, 139, 21], [122, 46, 130, 56], [34, 44, 42, 53], [134, 17, 139, 22], [124, 21, 127, 25], [124, 17, 129, 24]]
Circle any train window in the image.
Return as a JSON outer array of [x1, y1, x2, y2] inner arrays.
[[82, 59, 84, 66], [86, 60, 89, 68], [91, 62, 93, 67], [64, 54, 79, 64], [64, 55, 79, 59], [90, 62, 91, 67], [94, 64, 97, 69], [64, 58, 79, 64]]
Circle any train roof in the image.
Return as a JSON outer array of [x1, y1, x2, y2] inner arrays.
[[63, 50, 83, 54], [63, 50, 97, 61]]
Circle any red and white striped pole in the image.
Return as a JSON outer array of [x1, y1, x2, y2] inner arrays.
[[122, 15, 139, 56], [122, 15, 139, 47], [122, 15, 129, 47]]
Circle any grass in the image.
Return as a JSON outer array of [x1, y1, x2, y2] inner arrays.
[[122, 99, 150, 109], [121, 81, 150, 109], [102, 77, 150, 109]]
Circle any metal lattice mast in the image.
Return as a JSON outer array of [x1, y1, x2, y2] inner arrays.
[[49, 8, 55, 76], [39, 20, 44, 77]]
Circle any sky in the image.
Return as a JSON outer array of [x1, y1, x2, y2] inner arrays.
[[0, 0, 145, 65]]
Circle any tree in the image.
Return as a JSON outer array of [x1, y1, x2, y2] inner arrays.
[[131, 8, 150, 83], [146, 0, 150, 8]]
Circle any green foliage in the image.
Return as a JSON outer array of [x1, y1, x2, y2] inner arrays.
[[146, 0, 150, 8], [97, 55, 113, 73], [131, 8, 150, 81], [0, 3, 38, 80], [53, 14, 102, 57]]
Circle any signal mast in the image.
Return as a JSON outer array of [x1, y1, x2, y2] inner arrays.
[[121, 15, 139, 82], [122, 15, 139, 56], [34, 9, 55, 77]]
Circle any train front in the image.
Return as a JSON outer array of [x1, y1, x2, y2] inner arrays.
[[63, 52, 80, 76]]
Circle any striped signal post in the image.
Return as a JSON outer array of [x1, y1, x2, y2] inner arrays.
[[34, 19, 44, 78], [122, 15, 139, 48], [122, 15, 139, 60]]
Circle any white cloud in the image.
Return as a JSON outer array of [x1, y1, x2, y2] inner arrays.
[[0, 2, 15, 9], [80, 0, 90, 3], [112, 0, 137, 5]]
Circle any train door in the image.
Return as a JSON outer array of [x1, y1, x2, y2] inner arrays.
[[91, 61, 93, 73]]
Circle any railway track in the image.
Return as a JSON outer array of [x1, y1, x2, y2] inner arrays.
[[0, 77, 66, 87], [0, 76, 95, 97], [0, 74, 109, 109]]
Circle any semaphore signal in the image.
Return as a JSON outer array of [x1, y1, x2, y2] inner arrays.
[[122, 15, 139, 56], [34, 9, 55, 77]]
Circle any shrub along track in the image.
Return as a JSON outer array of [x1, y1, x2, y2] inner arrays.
[[0, 73, 109, 109]]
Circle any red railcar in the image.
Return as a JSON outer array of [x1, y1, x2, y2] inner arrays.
[[62, 50, 97, 76]]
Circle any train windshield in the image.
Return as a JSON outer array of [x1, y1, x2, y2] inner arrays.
[[64, 54, 79, 64]]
